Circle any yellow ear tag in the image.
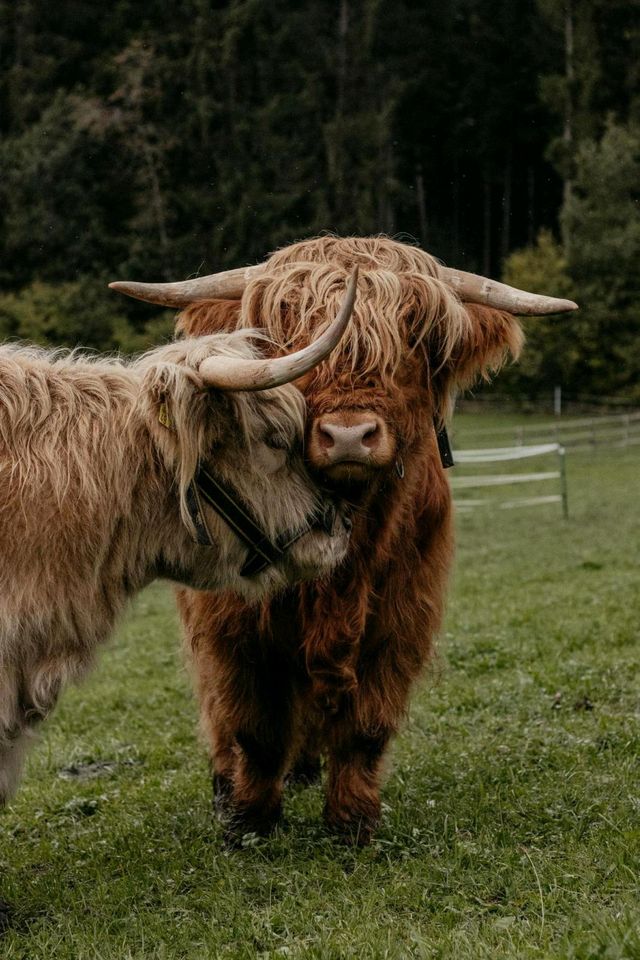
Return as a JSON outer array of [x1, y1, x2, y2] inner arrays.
[[158, 402, 173, 430]]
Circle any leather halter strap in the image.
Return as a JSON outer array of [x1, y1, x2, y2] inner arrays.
[[186, 464, 335, 577]]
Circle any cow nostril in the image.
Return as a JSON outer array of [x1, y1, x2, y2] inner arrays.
[[362, 423, 380, 448], [317, 423, 336, 449]]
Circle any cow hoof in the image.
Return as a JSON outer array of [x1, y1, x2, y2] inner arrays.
[[224, 801, 283, 845], [324, 809, 377, 847], [0, 899, 13, 934]]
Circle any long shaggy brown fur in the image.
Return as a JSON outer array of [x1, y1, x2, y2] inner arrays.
[[177, 236, 524, 843], [0, 333, 349, 806]]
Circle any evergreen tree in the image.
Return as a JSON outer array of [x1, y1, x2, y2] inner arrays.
[[562, 120, 640, 399]]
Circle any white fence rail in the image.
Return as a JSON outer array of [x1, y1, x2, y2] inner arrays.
[[452, 443, 568, 518], [453, 411, 640, 451]]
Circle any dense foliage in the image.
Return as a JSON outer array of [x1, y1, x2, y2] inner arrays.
[[1, 0, 639, 395]]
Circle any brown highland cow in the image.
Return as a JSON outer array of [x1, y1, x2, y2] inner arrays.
[[0, 285, 356, 807], [113, 236, 577, 844]]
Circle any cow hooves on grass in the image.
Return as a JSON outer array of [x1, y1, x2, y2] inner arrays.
[[223, 801, 284, 846], [324, 810, 378, 847]]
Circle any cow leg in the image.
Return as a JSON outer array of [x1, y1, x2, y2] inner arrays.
[[193, 679, 236, 818], [178, 589, 301, 840], [0, 658, 64, 806], [207, 714, 291, 838], [0, 730, 33, 807], [0, 673, 28, 807], [229, 719, 291, 838], [324, 727, 391, 846], [0, 684, 17, 920], [187, 621, 295, 837], [210, 724, 236, 818]]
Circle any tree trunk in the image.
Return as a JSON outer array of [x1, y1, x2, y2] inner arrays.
[[452, 155, 460, 262], [501, 148, 512, 263], [141, 138, 170, 275], [563, 0, 574, 252], [527, 165, 535, 246], [482, 167, 492, 275], [330, 0, 350, 216], [337, 0, 349, 119], [415, 163, 427, 243]]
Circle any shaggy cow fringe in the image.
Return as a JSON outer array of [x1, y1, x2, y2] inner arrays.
[[182, 235, 523, 422], [242, 237, 471, 381]]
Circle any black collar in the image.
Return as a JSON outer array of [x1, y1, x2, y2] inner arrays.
[[186, 464, 336, 577], [435, 420, 455, 469]]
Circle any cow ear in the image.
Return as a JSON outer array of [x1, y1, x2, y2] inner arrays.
[[143, 362, 210, 436], [445, 304, 524, 390], [175, 300, 242, 339]]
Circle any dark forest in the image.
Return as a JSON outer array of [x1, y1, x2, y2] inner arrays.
[[1, 0, 639, 400]]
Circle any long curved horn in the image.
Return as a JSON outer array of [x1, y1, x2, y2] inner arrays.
[[109, 264, 265, 306], [198, 268, 358, 391], [438, 266, 578, 315], [110, 253, 578, 315]]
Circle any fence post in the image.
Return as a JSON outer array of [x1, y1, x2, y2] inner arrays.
[[559, 445, 569, 519], [554, 385, 562, 416]]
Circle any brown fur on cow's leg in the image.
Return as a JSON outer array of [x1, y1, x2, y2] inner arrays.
[[227, 731, 288, 838], [213, 732, 288, 840], [323, 730, 390, 846], [208, 718, 237, 821], [213, 723, 290, 839], [179, 589, 298, 841]]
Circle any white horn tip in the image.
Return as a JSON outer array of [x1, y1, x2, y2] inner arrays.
[[533, 297, 579, 315], [109, 281, 139, 295]]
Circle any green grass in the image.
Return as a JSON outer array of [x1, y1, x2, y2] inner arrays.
[[2, 414, 640, 959]]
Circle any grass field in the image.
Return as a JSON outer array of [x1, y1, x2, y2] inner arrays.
[[1, 414, 639, 959]]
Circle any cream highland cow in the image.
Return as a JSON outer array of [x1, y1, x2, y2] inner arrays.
[[0, 272, 356, 805]]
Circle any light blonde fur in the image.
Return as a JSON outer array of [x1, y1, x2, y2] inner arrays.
[[0, 334, 348, 804], [239, 236, 473, 381]]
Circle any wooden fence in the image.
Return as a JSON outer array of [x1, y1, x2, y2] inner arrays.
[[452, 443, 569, 518], [453, 411, 640, 451]]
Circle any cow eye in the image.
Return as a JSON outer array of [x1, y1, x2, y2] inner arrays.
[[265, 431, 290, 451]]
